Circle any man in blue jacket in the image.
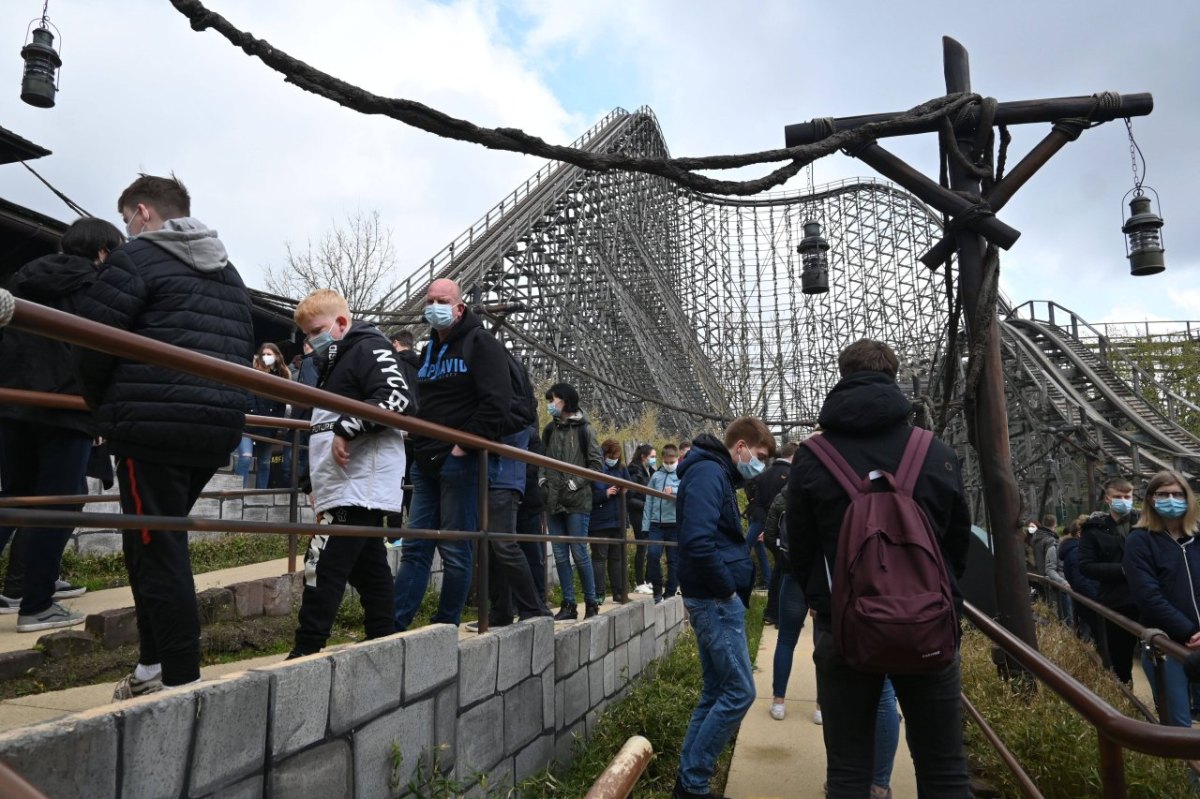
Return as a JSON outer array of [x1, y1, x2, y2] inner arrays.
[[673, 417, 776, 799]]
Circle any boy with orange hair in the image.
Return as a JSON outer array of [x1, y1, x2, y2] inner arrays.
[[289, 289, 415, 657]]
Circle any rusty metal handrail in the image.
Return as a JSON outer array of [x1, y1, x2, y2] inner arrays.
[[584, 735, 654, 799], [960, 693, 1044, 799], [0, 298, 669, 500], [0, 507, 660, 550], [0, 488, 295, 508]]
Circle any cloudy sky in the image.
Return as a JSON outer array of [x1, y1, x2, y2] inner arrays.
[[3, 0, 1197, 329]]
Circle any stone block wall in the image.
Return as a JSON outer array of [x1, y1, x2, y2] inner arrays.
[[0, 597, 687, 799]]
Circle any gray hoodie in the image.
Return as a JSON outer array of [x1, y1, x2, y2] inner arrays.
[[137, 217, 229, 273]]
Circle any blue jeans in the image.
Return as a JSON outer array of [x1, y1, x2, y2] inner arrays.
[[647, 523, 679, 598], [1141, 648, 1193, 728], [234, 435, 253, 487], [747, 519, 770, 587], [772, 573, 809, 698], [548, 511, 595, 606], [875, 678, 900, 788], [814, 622, 969, 798], [679, 596, 756, 794], [392, 452, 477, 630]]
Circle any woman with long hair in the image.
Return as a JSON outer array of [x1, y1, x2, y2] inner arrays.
[[1123, 470, 1200, 728], [247, 342, 293, 489], [627, 443, 655, 593]]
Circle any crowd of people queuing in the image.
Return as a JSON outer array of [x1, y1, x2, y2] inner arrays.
[[12, 173, 1200, 799]]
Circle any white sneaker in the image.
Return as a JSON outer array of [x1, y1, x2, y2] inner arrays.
[[634, 583, 652, 595], [770, 701, 786, 721], [813, 708, 823, 725]]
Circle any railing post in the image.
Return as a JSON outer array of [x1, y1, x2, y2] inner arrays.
[[287, 428, 301, 574], [1145, 640, 1171, 725], [617, 488, 629, 603], [477, 453, 490, 634], [1097, 733, 1128, 799]]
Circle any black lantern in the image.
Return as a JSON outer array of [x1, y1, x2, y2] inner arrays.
[[20, 10, 62, 109], [798, 220, 830, 294], [1122, 190, 1165, 276]]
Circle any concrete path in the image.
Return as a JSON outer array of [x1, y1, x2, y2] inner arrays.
[[725, 622, 916, 799]]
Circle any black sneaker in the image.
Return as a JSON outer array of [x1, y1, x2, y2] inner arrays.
[[672, 777, 731, 799]]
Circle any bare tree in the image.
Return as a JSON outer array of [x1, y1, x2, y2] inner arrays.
[[265, 209, 396, 309]]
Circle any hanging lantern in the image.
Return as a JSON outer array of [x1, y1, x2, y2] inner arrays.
[[1122, 190, 1165, 276], [798, 220, 830, 294], [20, 8, 62, 109]]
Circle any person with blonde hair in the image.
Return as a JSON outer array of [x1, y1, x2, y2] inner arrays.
[[1123, 470, 1200, 728]]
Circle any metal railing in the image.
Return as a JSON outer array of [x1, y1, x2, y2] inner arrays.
[[0, 292, 674, 639]]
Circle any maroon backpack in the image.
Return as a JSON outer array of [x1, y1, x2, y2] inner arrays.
[[803, 428, 957, 673]]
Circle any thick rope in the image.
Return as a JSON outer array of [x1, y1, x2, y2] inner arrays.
[[168, 0, 980, 196], [0, 290, 14, 328]]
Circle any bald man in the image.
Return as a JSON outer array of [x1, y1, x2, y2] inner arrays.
[[392, 279, 515, 630]]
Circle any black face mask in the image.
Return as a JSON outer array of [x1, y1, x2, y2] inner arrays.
[[316, 341, 339, 378]]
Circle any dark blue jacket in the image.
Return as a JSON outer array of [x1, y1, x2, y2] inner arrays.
[[676, 433, 752, 605], [488, 428, 529, 494], [590, 463, 630, 531], [1123, 528, 1200, 643], [1059, 537, 1100, 599]]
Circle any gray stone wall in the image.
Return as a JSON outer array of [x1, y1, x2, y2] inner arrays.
[[0, 597, 687, 798]]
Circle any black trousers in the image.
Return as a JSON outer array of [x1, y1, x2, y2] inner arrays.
[[630, 508, 647, 584], [118, 457, 214, 686], [764, 546, 783, 621], [294, 507, 395, 655], [516, 509, 546, 599], [1103, 604, 1140, 684], [589, 527, 624, 601], [488, 489, 548, 622]]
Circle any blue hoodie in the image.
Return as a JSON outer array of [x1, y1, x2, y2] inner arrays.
[[642, 467, 681, 530], [676, 433, 753, 605]]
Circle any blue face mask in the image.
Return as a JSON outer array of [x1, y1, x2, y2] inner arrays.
[[604, 458, 618, 468], [424, 302, 456, 330], [647, 457, 657, 468], [547, 403, 561, 418], [736, 448, 765, 480], [308, 330, 334, 355], [1110, 497, 1133, 517], [1155, 497, 1189, 520]]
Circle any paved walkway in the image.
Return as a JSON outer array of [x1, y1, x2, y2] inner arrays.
[[725, 622, 917, 799]]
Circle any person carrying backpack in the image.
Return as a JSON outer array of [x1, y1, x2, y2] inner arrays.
[[787, 339, 971, 799]]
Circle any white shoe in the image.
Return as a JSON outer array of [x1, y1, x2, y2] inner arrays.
[[770, 701, 786, 721], [634, 583, 652, 595], [813, 709, 823, 725]]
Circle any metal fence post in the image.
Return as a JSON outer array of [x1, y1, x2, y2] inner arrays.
[[1097, 733, 1127, 799], [477, 454, 490, 634], [617, 490, 629, 603], [287, 428, 300, 574]]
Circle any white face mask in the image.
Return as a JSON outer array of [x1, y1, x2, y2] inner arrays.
[[262, 354, 276, 367], [1027, 524, 1037, 535]]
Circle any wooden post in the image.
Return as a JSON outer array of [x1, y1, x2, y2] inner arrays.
[[943, 36, 1038, 649]]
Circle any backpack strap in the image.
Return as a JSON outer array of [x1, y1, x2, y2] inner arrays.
[[894, 428, 934, 495], [802, 435, 864, 498]]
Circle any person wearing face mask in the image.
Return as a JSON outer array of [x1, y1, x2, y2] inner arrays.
[[0, 218, 124, 628], [643, 444, 682, 604], [588, 440, 631, 605], [246, 342, 292, 490], [671, 417, 776, 799], [627, 444, 656, 594], [393, 278, 513, 631], [1079, 476, 1141, 685], [787, 339, 972, 798], [74, 174, 254, 699], [1123, 470, 1200, 733]]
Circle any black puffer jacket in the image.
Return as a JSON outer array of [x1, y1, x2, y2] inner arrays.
[[745, 458, 789, 522], [0, 254, 100, 436], [1079, 509, 1140, 610], [786, 371, 971, 623], [73, 219, 254, 468]]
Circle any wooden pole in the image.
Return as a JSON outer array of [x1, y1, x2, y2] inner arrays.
[[942, 36, 1038, 650]]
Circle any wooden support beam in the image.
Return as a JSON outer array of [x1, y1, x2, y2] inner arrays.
[[785, 92, 1153, 146], [920, 119, 1087, 268], [849, 141, 1021, 250]]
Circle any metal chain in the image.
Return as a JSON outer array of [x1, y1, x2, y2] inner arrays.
[[41, 0, 50, 24], [1125, 118, 1143, 193]]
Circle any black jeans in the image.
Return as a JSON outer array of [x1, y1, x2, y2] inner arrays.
[[0, 421, 91, 615], [764, 546, 783, 621], [516, 509, 546, 599], [294, 507, 395, 655], [488, 489, 548, 622], [589, 526, 624, 601], [813, 621, 970, 798], [630, 508, 647, 584], [118, 457, 215, 686], [1104, 605, 1140, 684]]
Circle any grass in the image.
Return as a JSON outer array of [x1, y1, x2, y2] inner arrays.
[[961, 601, 1195, 798], [517, 593, 767, 798]]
